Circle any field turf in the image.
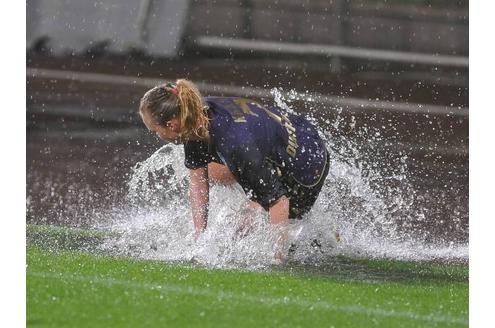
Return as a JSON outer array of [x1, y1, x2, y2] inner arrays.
[[27, 225, 468, 327]]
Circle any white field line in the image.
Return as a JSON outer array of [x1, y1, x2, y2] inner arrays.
[[28, 270, 468, 325], [26, 68, 468, 117]]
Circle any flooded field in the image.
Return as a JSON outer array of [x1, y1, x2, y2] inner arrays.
[[26, 56, 468, 268]]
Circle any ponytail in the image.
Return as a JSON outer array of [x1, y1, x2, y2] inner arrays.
[[139, 79, 209, 140], [176, 79, 209, 140]]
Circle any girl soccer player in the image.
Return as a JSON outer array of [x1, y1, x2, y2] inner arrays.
[[139, 79, 329, 261]]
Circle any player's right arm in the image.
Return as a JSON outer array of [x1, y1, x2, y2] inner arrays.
[[189, 166, 209, 240]]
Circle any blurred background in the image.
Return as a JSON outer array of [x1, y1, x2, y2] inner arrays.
[[27, 0, 468, 104], [26, 0, 468, 246]]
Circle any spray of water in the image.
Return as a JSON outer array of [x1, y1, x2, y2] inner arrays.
[[99, 89, 468, 269]]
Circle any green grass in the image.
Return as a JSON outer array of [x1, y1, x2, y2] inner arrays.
[[26, 225, 468, 327]]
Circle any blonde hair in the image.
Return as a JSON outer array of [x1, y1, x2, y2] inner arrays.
[[138, 79, 209, 140]]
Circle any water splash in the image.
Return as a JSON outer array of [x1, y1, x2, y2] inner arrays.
[[99, 89, 468, 268]]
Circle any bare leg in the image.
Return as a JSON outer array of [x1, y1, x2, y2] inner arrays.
[[207, 162, 263, 239]]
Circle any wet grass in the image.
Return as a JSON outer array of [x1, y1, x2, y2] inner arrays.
[[26, 224, 112, 252], [284, 256, 468, 285], [26, 225, 468, 327]]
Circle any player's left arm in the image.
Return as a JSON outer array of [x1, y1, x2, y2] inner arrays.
[[268, 195, 289, 263], [229, 145, 290, 261], [268, 195, 289, 225]]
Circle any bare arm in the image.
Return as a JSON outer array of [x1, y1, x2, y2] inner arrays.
[[189, 166, 209, 239], [269, 195, 290, 263], [269, 195, 289, 226]]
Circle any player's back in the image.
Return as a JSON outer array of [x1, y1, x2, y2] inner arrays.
[[205, 97, 327, 187]]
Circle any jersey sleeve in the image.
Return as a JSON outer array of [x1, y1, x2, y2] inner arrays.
[[184, 140, 212, 169], [229, 146, 287, 210]]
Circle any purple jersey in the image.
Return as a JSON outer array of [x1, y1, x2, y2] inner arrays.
[[184, 97, 328, 209]]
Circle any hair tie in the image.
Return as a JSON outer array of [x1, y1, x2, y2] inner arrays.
[[165, 82, 178, 96]]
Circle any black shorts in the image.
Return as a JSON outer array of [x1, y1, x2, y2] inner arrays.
[[281, 148, 330, 219]]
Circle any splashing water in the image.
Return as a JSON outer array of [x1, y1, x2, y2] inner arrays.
[[99, 89, 468, 269], [100, 144, 302, 269]]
